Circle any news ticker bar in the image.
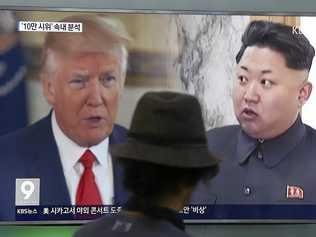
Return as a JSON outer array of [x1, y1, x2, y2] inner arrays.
[[16, 205, 120, 221], [15, 205, 208, 221], [15, 205, 316, 221], [17, 21, 82, 32]]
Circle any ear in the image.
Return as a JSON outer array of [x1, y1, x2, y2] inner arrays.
[[298, 81, 313, 107], [41, 73, 56, 106]]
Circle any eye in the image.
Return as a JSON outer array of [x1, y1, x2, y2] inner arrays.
[[69, 75, 88, 89], [261, 79, 274, 89], [237, 75, 248, 85], [100, 73, 117, 87]]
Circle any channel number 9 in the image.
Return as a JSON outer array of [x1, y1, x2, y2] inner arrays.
[[20, 180, 35, 200]]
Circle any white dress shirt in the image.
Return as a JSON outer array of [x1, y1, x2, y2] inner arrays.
[[51, 111, 114, 205]]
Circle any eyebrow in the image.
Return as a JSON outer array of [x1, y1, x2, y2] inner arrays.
[[71, 71, 89, 77], [100, 70, 116, 75], [239, 65, 272, 75]]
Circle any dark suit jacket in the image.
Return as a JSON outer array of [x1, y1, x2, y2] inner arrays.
[[195, 117, 316, 204], [0, 114, 129, 221]]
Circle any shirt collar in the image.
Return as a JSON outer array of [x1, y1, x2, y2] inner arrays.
[[51, 111, 109, 168], [237, 116, 306, 168]]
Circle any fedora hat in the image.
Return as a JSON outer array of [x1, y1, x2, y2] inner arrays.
[[111, 91, 220, 168]]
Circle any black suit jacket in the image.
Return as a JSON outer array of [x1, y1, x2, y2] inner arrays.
[[200, 117, 316, 204]]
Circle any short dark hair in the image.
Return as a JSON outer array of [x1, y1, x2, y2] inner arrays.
[[119, 159, 219, 203], [236, 20, 315, 71]]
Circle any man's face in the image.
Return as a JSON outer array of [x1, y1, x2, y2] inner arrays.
[[43, 51, 122, 147], [233, 46, 311, 139]]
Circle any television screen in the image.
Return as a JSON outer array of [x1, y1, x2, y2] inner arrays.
[[1, 9, 316, 224]]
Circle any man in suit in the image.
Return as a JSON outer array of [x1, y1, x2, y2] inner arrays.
[[203, 20, 316, 204], [0, 14, 130, 220]]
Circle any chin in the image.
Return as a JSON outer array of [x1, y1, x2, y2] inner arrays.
[[240, 124, 262, 139], [76, 133, 107, 147]]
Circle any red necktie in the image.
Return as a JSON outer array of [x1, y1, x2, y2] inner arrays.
[[76, 149, 102, 206]]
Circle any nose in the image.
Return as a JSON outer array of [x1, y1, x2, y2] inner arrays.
[[86, 79, 103, 107], [243, 81, 260, 104]]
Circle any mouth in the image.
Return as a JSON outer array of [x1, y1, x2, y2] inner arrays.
[[83, 116, 106, 127], [240, 108, 258, 120]]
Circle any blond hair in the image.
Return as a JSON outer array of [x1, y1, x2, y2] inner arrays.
[[41, 14, 130, 88]]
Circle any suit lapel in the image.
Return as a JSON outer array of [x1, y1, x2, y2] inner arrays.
[[27, 115, 71, 206], [111, 157, 130, 205]]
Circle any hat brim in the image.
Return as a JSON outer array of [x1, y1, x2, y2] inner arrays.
[[111, 140, 220, 168]]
